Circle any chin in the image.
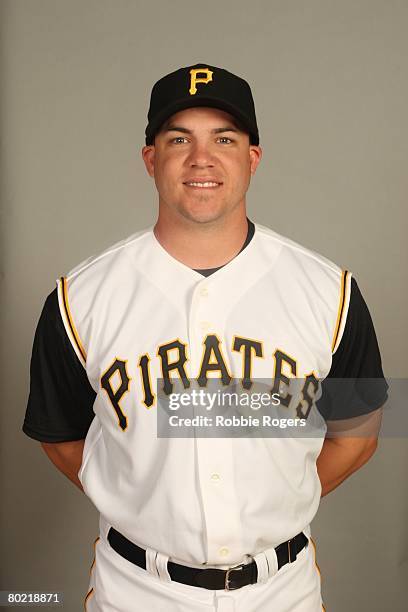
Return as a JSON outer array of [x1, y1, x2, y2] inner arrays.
[[181, 200, 232, 223], [181, 210, 224, 224]]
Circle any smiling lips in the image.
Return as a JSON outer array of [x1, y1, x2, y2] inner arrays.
[[183, 179, 223, 189]]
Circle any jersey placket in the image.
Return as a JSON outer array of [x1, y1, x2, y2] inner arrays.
[[187, 277, 243, 566]]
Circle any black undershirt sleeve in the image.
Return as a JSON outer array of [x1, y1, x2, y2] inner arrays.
[[23, 288, 96, 442], [316, 277, 388, 421]]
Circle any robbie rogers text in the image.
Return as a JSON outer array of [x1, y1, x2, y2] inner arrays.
[[168, 415, 307, 428]]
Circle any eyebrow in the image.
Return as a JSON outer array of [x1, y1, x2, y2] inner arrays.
[[164, 126, 240, 134]]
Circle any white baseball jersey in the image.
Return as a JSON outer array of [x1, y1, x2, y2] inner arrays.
[[23, 219, 388, 612], [34, 223, 349, 565]]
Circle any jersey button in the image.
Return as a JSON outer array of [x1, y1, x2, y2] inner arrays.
[[200, 321, 211, 331], [199, 286, 209, 297], [210, 473, 220, 481], [219, 547, 229, 557]]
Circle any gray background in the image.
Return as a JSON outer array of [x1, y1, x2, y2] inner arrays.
[[1, 0, 407, 610]]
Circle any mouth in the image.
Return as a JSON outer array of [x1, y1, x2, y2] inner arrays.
[[183, 180, 223, 189]]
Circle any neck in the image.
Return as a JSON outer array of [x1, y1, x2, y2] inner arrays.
[[153, 207, 249, 269]]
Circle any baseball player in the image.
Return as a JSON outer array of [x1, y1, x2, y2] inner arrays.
[[23, 63, 388, 611]]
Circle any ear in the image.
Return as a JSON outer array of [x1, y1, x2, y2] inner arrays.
[[142, 145, 155, 177], [249, 145, 262, 175]]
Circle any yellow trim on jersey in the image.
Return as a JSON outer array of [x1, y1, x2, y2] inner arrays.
[[61, 276, 87, 362], [89, 536, 100, 574], [84, 536, 100, 609], [310, 537, 326, 611], [331, 270, 349, 353], [310, 537, 322, 577], [84, 588, 94, 610]]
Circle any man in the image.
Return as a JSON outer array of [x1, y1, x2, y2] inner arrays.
[[23, 63, 388, 611]]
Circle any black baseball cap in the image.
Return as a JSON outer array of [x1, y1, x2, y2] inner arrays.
[[145, 63, 259, 145]]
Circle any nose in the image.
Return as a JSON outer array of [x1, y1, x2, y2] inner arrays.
[[187, 142, 215, 168]]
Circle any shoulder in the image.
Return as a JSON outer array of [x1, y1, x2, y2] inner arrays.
[[64, 227, 152, 283], [254, 222, 342, 277], [58, 226, 153, 311], [254, 222, 352, 353], [55, 227, 153, 365]]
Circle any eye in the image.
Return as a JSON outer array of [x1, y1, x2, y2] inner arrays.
[[217, 136, 233, 144], [172, 136, 189, 144]]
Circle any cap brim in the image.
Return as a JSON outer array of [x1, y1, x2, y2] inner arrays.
[[145, 97, 259, 145]]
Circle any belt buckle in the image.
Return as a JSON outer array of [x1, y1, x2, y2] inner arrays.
[[287, 539, 297, 563], [224, 563, 245, 591]]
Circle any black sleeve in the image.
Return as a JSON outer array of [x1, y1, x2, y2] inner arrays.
[[316, 277, 388, 421], [23, 288, 96, 442]]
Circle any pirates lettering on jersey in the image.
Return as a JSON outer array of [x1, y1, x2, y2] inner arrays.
[[157, 339, 190, 395], [295, 372, 320, 420], [271, 349, 298, 408], [100, 358, 131, 431], [100, 335, 322, 431], [138, 354, 155, 408], [232, 336, 264, 390], [197, 334, 232, 387]]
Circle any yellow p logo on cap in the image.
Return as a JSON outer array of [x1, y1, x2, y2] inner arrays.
[[189, 68, 213, 95]]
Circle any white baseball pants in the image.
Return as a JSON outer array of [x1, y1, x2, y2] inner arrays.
[[85, 520, 325, 612]]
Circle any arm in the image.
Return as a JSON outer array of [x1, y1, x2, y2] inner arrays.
[[317, 436, 377, 497], [41, 439, 85, 492], [317, 406, 383, 496], [23, 288, 96, 486], [316, 276, 388, 496]]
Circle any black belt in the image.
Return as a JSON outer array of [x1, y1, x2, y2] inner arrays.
[[107, 527, 309, 591]]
